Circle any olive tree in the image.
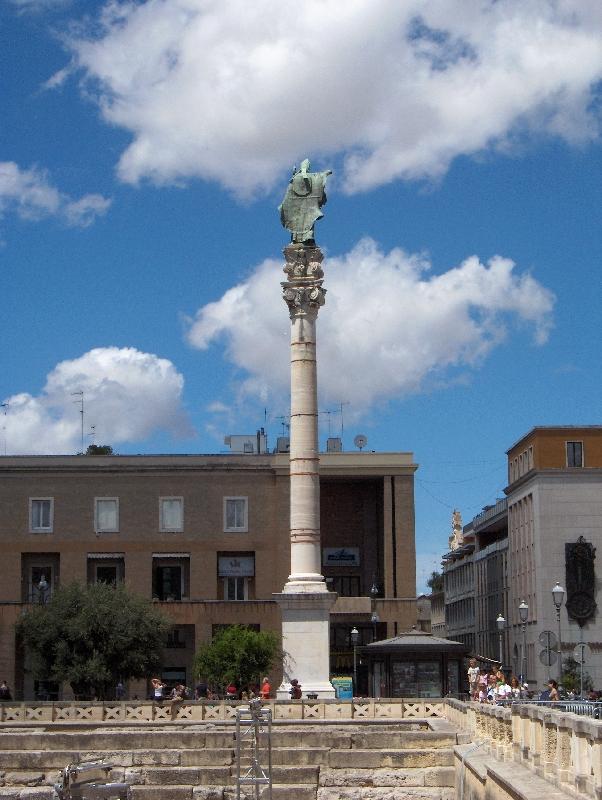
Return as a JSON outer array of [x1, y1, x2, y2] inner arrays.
[[16, 582, 169, 699], [194, 625, 280, 692]]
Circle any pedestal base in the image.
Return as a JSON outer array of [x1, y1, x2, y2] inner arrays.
[[274, 589, 337, 699]]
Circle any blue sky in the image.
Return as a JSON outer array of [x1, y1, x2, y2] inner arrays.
[[1, 0, 601, 592]]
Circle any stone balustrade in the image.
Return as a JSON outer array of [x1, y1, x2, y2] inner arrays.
[[444, 698, 602, 799], [0, 698, 445, 724]]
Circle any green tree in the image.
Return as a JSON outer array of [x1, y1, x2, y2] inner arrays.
[[86, 444, 114, 455], [427, 570, 443, 593], [16, 582, 169, 699], [562, 655, 593, 695], [194, 625, 280, 692]]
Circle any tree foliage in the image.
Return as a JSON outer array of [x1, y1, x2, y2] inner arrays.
[[16, 582, 169, 699], [562, 655, 593, 694], [427, 570, 444, 593], [194, 625, 280, 691], [86, 444, 114, 455]]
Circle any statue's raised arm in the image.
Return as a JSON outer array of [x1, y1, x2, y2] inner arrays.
[[279, 159, 332, 245]]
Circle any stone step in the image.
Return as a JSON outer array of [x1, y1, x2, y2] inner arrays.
[[0, 748, 235, 769], [315, 790, 455, 800], [327, 748, 454, 769], [270, 746, 330, 765], [318, 766, 456, 788], [129, 787, 317, 800], [124, 764, 318, 786]]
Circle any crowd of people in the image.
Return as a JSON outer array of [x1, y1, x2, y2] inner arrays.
[[147, 674, 302, 708], [467, 657, 548, 703]]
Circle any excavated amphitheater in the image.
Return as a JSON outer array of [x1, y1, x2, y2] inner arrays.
[[0, 698, 598, 799]]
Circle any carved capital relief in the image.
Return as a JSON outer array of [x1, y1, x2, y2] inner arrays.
[[282, 282, 326, 316], [282, 244, 326, 316], [283, 244, 324, 279]]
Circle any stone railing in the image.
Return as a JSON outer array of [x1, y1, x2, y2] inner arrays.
[[0, 697, 445, 724], [444, 698, 602, 799]]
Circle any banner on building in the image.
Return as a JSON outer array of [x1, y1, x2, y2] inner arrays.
[[218, 556, 255, 577], [322, 548, 360, 567]]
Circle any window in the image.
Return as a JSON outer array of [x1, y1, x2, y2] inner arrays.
[[159, 497, 183, 532], [30, 498, 53, 532], [95, 498, 119, 532], [166, 628, 186, 649], [224, 576, 247, 600], [567, 441, 583, 468], [329, 575, 361, 597], [21, 553, 60, 603], [87, 554, 125, 585], [152, 554, 190, 601], [224, 497, 248, 532], [218, 553, 254, 600]]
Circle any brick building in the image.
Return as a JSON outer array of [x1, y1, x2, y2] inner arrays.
[[0, 447, 417, 699]]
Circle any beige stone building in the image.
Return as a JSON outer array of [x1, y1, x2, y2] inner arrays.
[[440, 426, 602, 691], [0, 447, 417, 699]]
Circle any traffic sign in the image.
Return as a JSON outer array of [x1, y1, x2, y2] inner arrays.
[[539, 648, 557, 667], [539, 630, 557, 648], [573, 643, 592, 663]]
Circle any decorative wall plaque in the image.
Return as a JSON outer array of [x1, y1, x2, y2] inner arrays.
[[565, 536, 597, 627]]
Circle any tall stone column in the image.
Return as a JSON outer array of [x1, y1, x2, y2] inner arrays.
[[274, 243, 336, 699]]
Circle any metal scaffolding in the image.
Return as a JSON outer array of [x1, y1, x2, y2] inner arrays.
[[235, 698, 272, 800]]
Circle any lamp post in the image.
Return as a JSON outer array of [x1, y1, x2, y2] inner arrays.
[[350, 627, 359, 697], [518, 600, 529, 692], [37, 575, 49, 605], [370, 611, 380, 643], [552, 582, 565, 686], [496, 613, 505, 671], [370, 580, 379, 643]]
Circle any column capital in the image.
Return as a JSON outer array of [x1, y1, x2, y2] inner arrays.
[[281, 243, 326, 317]]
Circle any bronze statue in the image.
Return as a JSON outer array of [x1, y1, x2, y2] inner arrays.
[[279, 159, 332, 244]]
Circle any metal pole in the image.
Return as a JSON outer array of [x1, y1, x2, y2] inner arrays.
[[556, 607, 563, 685], [498, 630, 503, 669], [521, 622, 527, 685], [353, 645, 357, 696]]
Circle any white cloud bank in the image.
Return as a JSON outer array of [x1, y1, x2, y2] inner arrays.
[[0, 162, 111, 227], [68, 0, 602, 194], [187, 239, 555, 412], [2, 347, 191, 454]]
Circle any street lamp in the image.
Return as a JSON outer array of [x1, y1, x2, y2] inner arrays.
[[552, 582, 565, 685], [37, 575, 49, 605], [370, 611, 380, 643], [518, 600, 529, 690], [370, 579, 379, 642], [350, 627, 359, 696], [496, 613, 505, 670]]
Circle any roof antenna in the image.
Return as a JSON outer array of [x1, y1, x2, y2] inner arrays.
[[71, 391, 84, 454], [1, 403, 8, 456]]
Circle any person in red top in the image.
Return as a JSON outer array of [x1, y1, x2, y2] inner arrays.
[[225, 682, 238, 699], [260, 677, 271, 699]]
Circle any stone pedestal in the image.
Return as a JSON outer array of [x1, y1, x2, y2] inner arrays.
[[275, 243, 336, 699], [274, 591, 337, 699]]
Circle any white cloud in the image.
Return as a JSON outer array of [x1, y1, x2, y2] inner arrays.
[[0, 162, 111, 228], [186, 239, 555, 413], [2, 347, 191, 454], [68, 0, 602, 194]]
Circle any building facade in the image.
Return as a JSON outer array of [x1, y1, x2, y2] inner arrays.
[[505, 426, 602, 690], [440, 426, 602, 692], [0, 448, 417, 699]]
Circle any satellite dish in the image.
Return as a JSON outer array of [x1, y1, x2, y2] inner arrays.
[[354, 434, 368, 450]]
